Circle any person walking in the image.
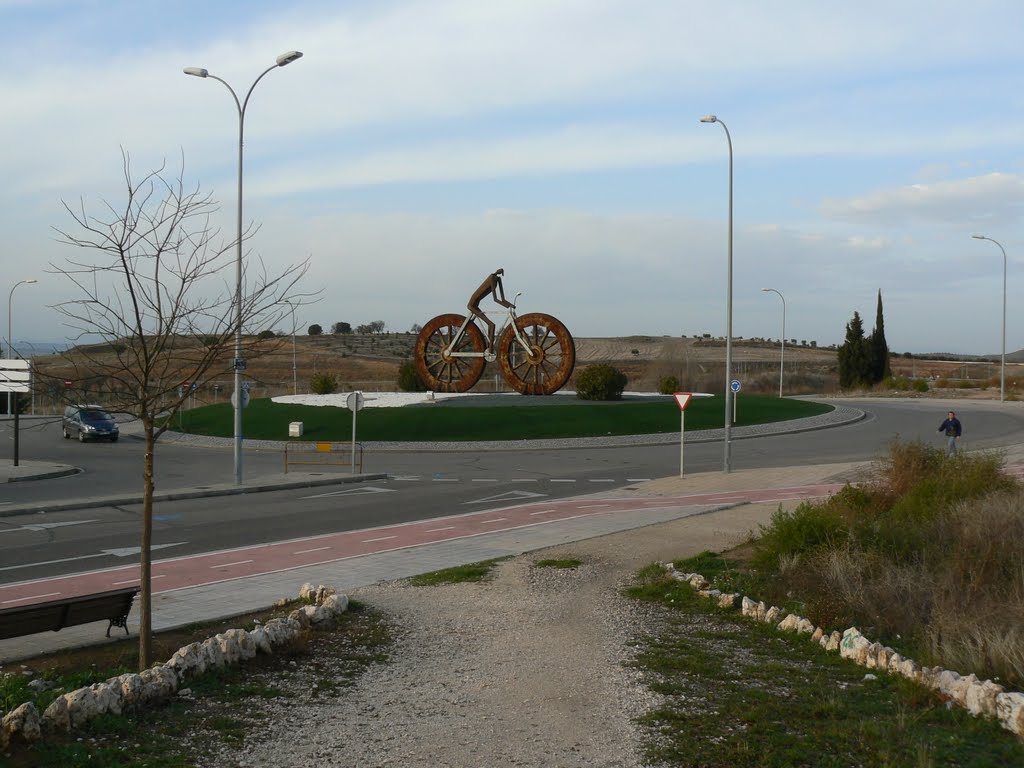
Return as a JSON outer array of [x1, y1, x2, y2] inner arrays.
[[937, 410, 962, 456]]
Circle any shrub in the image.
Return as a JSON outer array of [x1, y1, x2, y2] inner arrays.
[[657, 375, 679, 395], [912, 378, 928, 392], [257, 329, 276, 340], [310, 373, 338, 395], [575, 364, 627, 401], [397, 360, 427, 392]]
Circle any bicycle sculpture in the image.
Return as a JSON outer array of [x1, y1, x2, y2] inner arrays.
[[414, 268, 575, 395]]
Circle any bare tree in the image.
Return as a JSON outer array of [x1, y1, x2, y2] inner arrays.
[[48, 152, 314, 669]]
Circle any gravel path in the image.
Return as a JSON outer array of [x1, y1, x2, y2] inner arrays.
[[214, 506, 775, 768]]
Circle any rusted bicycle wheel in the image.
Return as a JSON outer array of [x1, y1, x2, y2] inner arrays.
[[497, 312, 575, 395], [415, 314, 486, 392]]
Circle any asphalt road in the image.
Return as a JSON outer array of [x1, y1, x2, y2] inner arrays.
[[1, 397, 1022, 585]]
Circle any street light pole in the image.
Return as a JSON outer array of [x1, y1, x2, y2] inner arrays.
[[6, 278, 37, 415], [762, 288, 786, 398], [971, 235, 1007, 402], [286, 300, 298, 395], [701, 114, 734, 472], [185, 50, 303, 484]]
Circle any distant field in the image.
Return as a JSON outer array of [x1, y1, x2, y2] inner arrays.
[[176, 395, 833, 442]]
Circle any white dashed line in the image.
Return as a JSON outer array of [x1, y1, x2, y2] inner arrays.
[[432, 478, 459, 482], [294, 546, 331, 555], [529, 509, 555, 516], [480, 518, 508, 525], [362, 535, 398, 543], [113, 575, 165, 586], [551, 479, 576, 483], [213, 560, 254, 569], [588, 479, 615, 483], [471, 479, 499, 482], [425, 526, 456, 532], [2, 591, 60, 605], [627, 478, 652, 482], [579, 504, 611, 510]]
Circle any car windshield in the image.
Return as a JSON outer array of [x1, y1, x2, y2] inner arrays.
[[81, 410, 114, 423]]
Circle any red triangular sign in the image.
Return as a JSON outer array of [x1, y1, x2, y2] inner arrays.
[[674, 392, 692, 411]]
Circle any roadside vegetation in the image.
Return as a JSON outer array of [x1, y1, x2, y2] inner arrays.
[[626, 440, 1024, 765], [173, 395, 832, 442], [406, 557, 511, 586]]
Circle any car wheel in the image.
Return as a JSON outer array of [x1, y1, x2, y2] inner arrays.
[[110, 435, 119, 443], [78, 430, 86, 443], [62, 426, 70, 439]]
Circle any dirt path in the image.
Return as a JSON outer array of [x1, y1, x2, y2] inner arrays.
[[228, 503, 780, 767]]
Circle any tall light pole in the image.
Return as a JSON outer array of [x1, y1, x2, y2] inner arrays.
[[185, 50, 303, 484], [6, 278, 37, 415], [286, 300, 298, 395], [971, 235, 1007, 402], [701, 114, 734, 472], [762, 288, 786, 398]]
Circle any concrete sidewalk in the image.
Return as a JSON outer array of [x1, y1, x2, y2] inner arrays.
[[0, 460, 868, 663]]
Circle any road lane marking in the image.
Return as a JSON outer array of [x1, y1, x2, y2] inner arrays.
[[551, 479, 576, 483], [467, 490, 547, 504], [627, 478, 652, 482], [362, 535, 398, 543], [2, 592, 60, 605], [471, 478, 499, 482], [529, 509, 555, 516], [425, 526, 455, 532], [113, 575, 165, 586], [0, 520, 99, 534], [294, 546, 331, 555], [432, 478, 459, 482], [480, 518, 508, 524], [302, 486, 397, 499], [588, 479, 615, 483], [579, 504, 611, 510], [212, 560, 254, 569]]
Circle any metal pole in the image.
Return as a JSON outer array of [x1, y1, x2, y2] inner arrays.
[[762, 288, 786, 397], [290, 302, 298, 395], [679, 409, 685, 477], [972, 235, 1007, 402], [701, 115, 733, 472], [185, 52, 303, 484], [6, 279, 36, 416]]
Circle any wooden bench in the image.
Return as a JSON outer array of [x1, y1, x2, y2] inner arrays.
[[0, 587, 140, 640]]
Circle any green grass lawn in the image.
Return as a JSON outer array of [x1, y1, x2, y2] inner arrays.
[[174, 395, 832, 442]]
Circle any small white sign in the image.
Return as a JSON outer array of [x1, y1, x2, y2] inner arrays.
[[731, 379, 741, 393], [673, 392, 693, 411], [0, 359, 31, 393], [346, 391, 365, 412]]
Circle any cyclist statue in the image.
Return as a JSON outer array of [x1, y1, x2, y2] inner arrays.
[[467, 267, 514, 350]]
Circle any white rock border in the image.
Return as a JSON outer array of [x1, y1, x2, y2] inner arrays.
[[0, 583, 349, 750], [659, 563, 1024, 739]]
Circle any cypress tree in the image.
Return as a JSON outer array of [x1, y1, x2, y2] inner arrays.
[[870, 290, 891, 383], [838, 311, 871, 388]]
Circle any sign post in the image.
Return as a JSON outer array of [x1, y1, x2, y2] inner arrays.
[[1, 360, 31, 467], [731, 379, 741, 424], [346, 391, 365, 474], [674, 393, 692, 476]]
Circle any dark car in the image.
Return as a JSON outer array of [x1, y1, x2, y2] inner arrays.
[[62, 405, 119, 442]]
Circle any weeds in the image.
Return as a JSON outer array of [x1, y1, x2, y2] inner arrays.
[[406, 557, 512, 586]]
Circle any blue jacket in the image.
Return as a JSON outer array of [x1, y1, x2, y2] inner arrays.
[[938, 417, 962, 437]]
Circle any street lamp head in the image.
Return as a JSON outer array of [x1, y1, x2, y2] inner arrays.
[[276, 50, 303, 67], [971, 234, 986, 240], [24, 279, 37, 285], [700, 114, 718, 124], [183, 67, 209, 78]]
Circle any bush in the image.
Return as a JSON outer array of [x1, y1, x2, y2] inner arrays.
[[257, 329, 276, 340], [310, 373, 338, 395], [657, 375, 679, 395], [397, 360, 427, 392], [575, 364, 627, 401]]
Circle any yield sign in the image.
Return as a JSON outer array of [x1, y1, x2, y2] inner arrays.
[[673, 392, 693, 411], [465, 490, 548, 505]]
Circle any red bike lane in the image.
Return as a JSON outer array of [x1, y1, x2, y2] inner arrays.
[[0, 484, 842, 607]]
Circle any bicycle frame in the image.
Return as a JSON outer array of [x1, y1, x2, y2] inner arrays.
[[444, 292, 529, 362]]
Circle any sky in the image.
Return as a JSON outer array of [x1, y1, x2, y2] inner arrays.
[[1, 0, 1022, 356]]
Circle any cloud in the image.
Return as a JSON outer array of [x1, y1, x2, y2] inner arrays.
[[819, 173, 1024, 227]]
